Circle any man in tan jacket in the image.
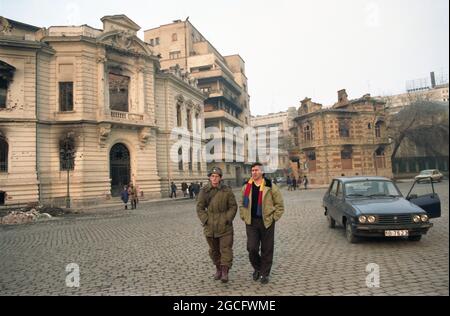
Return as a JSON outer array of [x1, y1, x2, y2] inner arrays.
[[197, 167, 238, 283], [240, 163, 284, 284]]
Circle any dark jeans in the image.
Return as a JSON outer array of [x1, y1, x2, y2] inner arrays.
[[170, 190, 177, 198], [246, 218, 275, 277]]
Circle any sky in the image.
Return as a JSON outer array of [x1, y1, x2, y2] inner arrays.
[[1, 0, 449, 115]]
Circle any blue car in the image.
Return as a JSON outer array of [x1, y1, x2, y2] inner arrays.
[[322, 176, 441, 243]]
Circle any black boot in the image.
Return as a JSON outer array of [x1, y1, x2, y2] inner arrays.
[[252, 270, 260, 281]]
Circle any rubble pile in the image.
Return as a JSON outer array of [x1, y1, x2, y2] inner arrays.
[[0, 204, 66, 225]]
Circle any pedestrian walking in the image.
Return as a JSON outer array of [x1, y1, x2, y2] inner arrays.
[[196, 167, 238, 283], [240, 162, 285, 284]]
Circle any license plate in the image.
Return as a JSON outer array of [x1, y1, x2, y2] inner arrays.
[[385, 230, 409, 237]]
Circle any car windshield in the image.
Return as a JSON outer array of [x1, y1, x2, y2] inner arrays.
[[420, 170, 433, 175], [345, 180, 401, 198]]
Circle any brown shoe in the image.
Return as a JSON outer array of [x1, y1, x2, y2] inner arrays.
[[214, 265, 222, 280], [220, 266, 229, 283]]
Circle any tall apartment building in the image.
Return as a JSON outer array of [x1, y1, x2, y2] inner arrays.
[[144, 19, 252, 186], [251, 111, 291, 178]]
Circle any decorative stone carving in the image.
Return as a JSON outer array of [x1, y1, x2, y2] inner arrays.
[[139, 127, 152, 149], [98, 123, 112, 148]]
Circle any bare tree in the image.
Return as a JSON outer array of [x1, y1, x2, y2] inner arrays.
[[387, 99, 449, 159]]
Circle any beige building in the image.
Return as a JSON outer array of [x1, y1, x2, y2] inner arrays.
[[378, 71, 449, 114], [145, 19, 252, 186], [0, 15, 206, 207], [251, 111, 291, 178], [289, 89, 393, 187]]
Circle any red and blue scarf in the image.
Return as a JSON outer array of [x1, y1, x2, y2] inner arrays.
[[243, 179, 265, 217]]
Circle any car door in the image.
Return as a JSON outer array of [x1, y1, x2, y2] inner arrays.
[[406, 179, 441, 218], [334, 181, 347, 225], [324, 180, 339, 218]]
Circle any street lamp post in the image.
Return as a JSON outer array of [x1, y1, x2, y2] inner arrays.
[[60, 136, 75, 209]]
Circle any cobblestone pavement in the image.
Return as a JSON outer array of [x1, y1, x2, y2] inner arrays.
[[0, 181, 448, 296]]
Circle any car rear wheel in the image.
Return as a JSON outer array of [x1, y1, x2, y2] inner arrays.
[[345, 221, 359, 244], [327, 214, 336, 229], [408, 235, 422, 242]]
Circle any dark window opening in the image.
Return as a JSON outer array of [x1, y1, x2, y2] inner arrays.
[[187, 109, 192, 131], [375, 146, 386, 168], [177, 104, 182, 127], [59, 82, 73, 112], [304, 124, 313, 142], [339, 120, 350, 138], [189, 147, 193, 171], [178, 148, 183, 171], [0, 78, 8, 109], [0, 191, 5, 205], [0, 137, 8, 172], [375, 121, 382, 138], [341, 147, 353, 170], [109, 73, 129, 112], [306, 150, 316, 171]]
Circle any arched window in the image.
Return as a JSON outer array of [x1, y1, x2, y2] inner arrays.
[[188, 147, 193, 171], [341, 146, 353, 170], [177, 104, 182, 127], [195, 112, 200, 133], [339, 119, 350, 138], [178, 147, 183, 171], [186, 108, 192, 131], [375, 146, 386, 168], [375, 121, 383, 138], [303, 124, 313, 142], [0, 136, 8, 172]]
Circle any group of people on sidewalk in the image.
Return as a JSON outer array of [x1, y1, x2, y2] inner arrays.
[[120, 183, 139, 210], [196, 163, 285, 284], [170, 182, 202, 199], [287, 175, 309, 191]]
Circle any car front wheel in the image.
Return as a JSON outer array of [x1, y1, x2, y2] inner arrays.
[[345, 221, 359, 243]]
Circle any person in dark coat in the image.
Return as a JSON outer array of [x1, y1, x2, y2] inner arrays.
[[181, 182, 188, 197], [120, 185, 129, 210], [170, 182, 177, 198]]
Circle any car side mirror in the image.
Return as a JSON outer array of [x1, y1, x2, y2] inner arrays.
[[407, 194, 418, 200]]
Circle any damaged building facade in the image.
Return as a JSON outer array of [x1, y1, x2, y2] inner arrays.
[[0, 15, 206, 207], [289, 89, 393, 186]]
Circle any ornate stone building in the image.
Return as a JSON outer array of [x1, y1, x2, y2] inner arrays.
[[0, 15, 206, 207], [289, 89, 393, 186]]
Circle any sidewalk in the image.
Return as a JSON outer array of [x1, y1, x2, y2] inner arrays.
[[73, 196, 192, 213]]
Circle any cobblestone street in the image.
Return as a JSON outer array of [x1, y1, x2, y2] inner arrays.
[[0, 181, 448, 296]]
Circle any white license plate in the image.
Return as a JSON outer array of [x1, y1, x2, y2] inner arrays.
[[385, 230, 409, 237]]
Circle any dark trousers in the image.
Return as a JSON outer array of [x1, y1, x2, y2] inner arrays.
[[246, 218, 275, 277], [131, 198, 137, 209], [170, 190, 176, 198], [206, 234, 234, 268]]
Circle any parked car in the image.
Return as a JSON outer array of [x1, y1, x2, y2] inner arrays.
[[415, 169, 444, 183], [322, 176, 441, 243]]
